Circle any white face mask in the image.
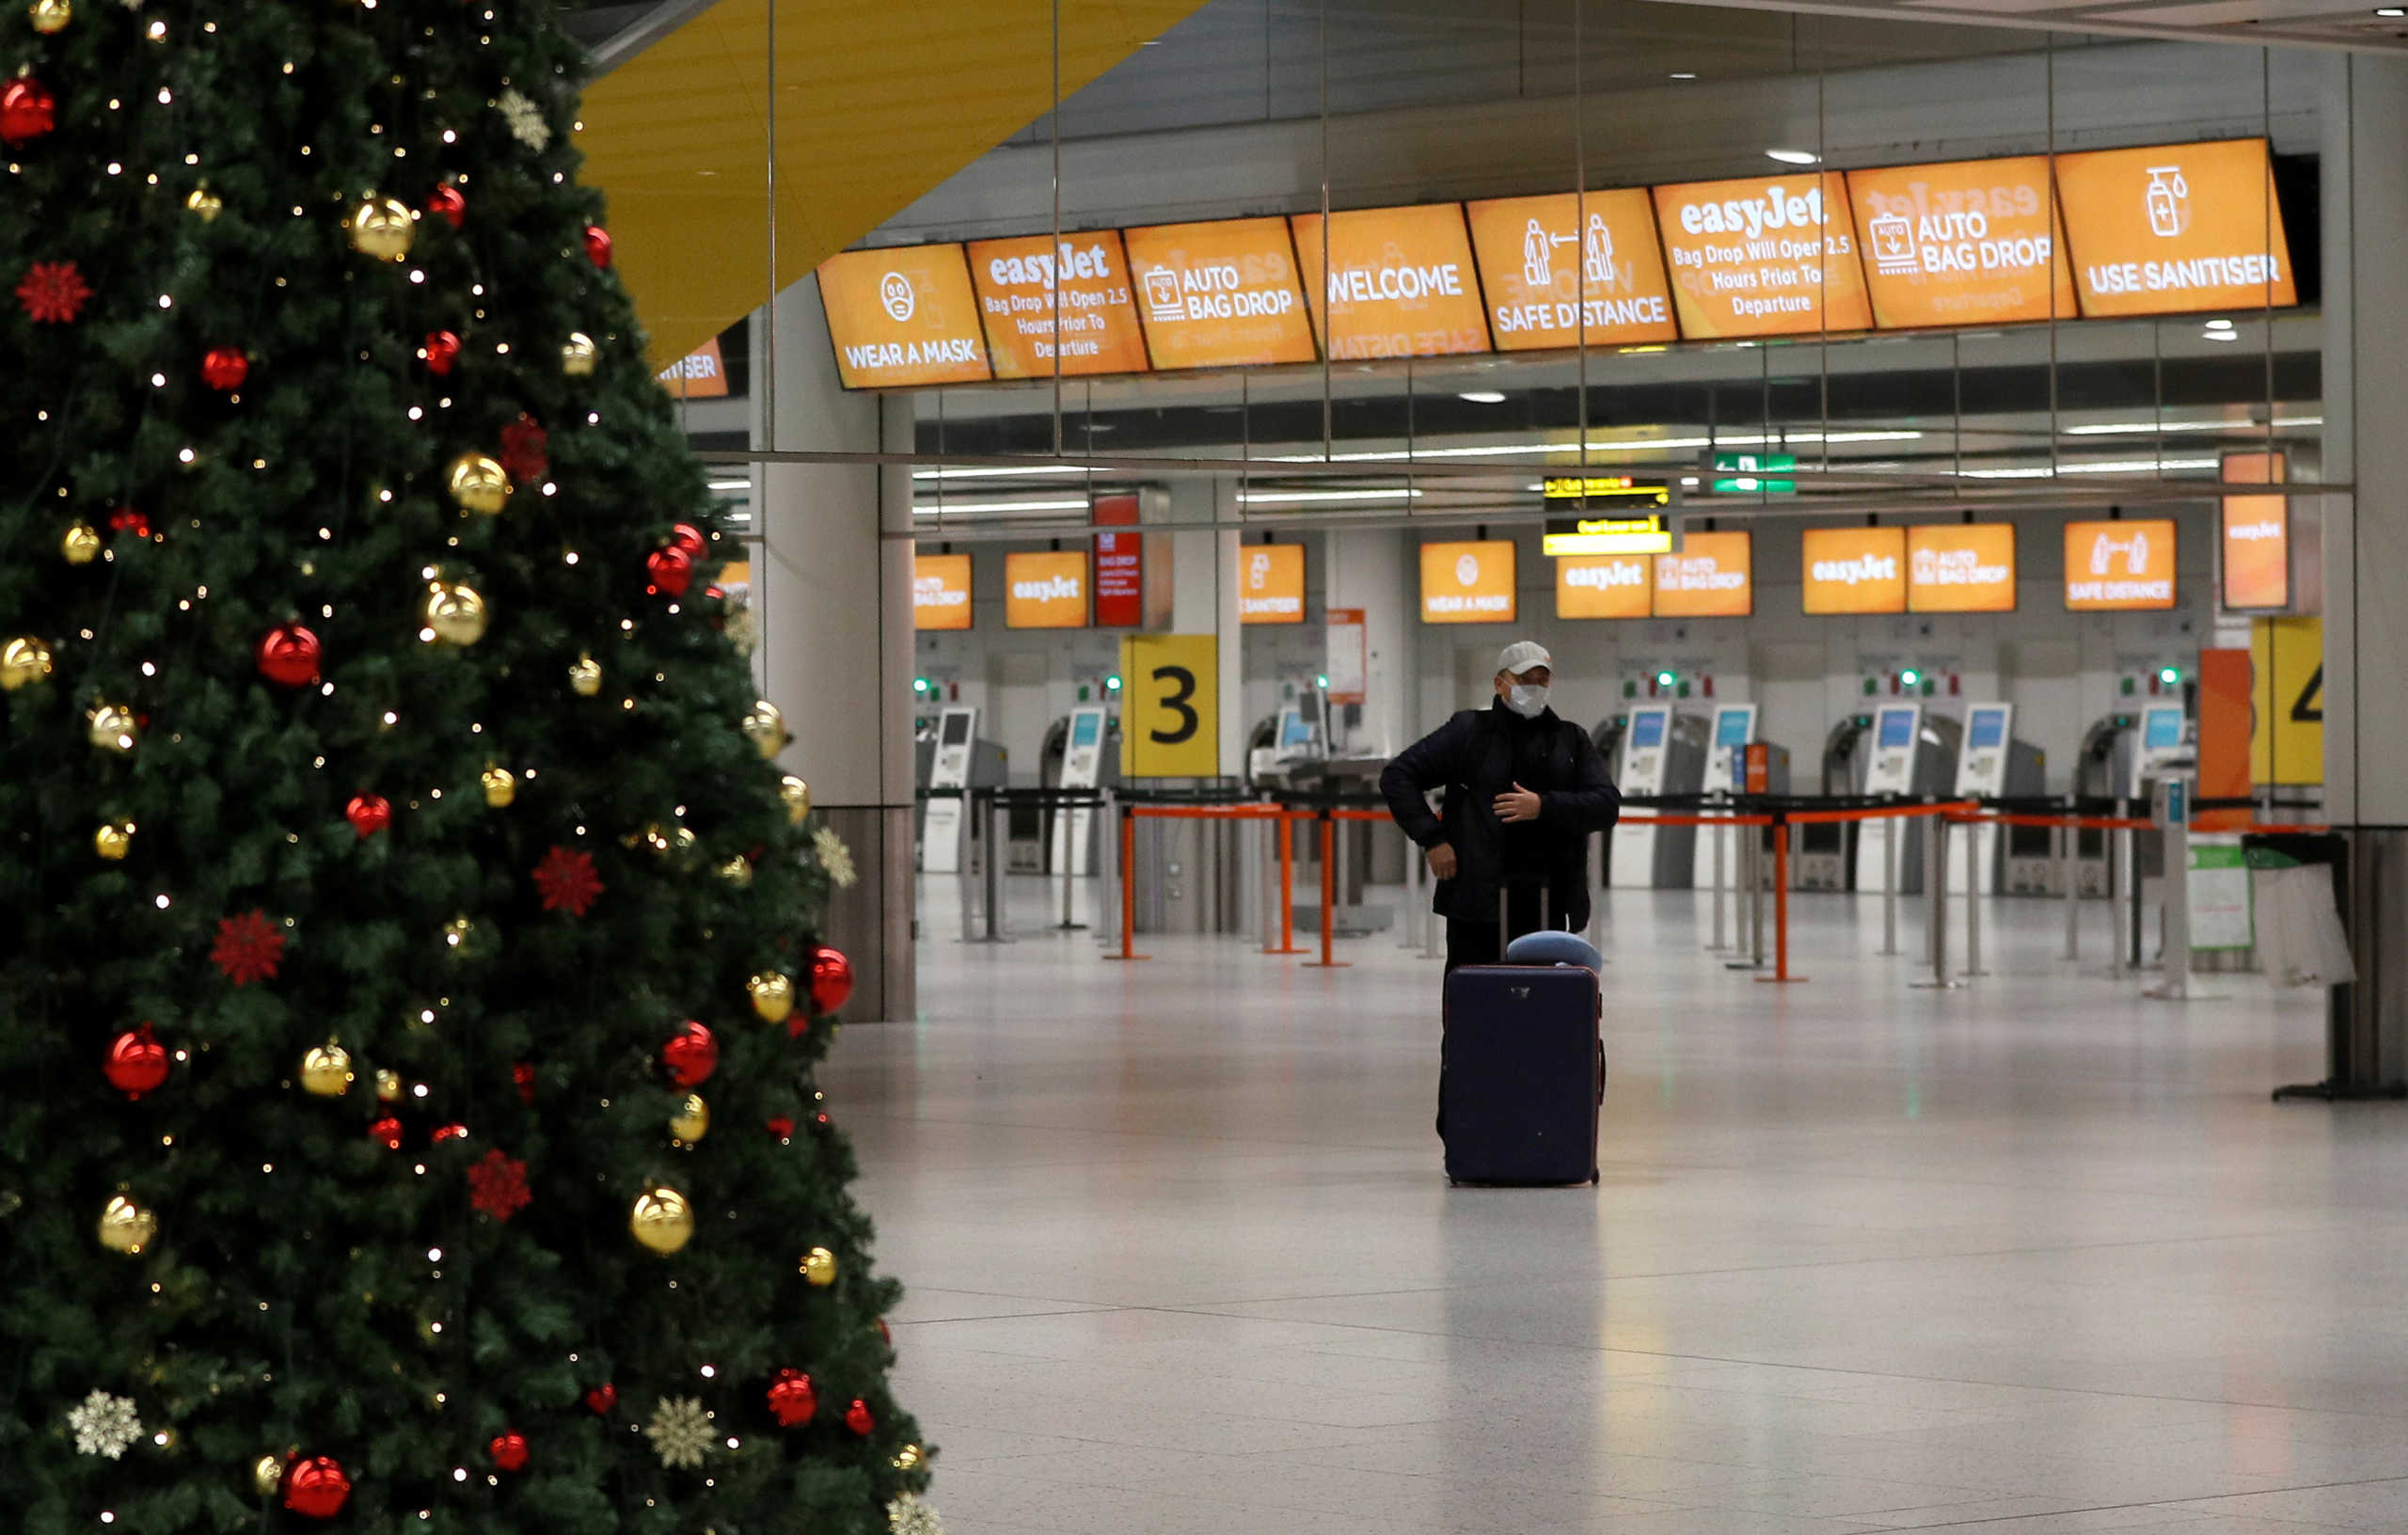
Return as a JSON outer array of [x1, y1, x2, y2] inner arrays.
[[1505, 683, 1550, 719]]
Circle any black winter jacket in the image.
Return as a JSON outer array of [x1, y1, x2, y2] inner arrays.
[[1379, 700, 1621, 925]]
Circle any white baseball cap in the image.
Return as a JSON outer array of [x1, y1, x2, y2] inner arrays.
[[1497, 641, 1553, 677]]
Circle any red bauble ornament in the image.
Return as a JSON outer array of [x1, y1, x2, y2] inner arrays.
[[431, 1122, 468, 1143], [345, 795, 391, 839], [282, 1456, 352, 1519], [369, 1116, 404, 1150], [670, 523, 707, 561], [488, 1432, 529, 1472], [583, 225, 612, 269], [512, 1061, 536, 1104], [200, 347, 249, 391], [766, 1369, 816, 1428], [426, 183, 466, 229], [256, 623, 322, 688], [103, 1024, 169, 1100], [644, 545, 694, 598], [422, 330, 463, 375], [767, 1116, 795, 1140], [584, 1383, 617, 1416], [0, 77, 55, 147], [107, 508, 150, 538], [808, 947, 855, 1016], [844, 1399, 874, 1437], [661, 1021, 717, 1087]]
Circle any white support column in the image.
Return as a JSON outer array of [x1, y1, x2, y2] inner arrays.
[[755, 275, 917, 1021], [1325, 529, 1412, 757]]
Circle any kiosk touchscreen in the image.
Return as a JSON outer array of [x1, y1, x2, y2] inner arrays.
[[1852, 704, 1923, 894], [1690, 704, 1758, 889], [1048, 706, 1109, 876], [2132, 704, 2189, 796], [1608, 706, 1672, 890], [1954, 704, 2014, 894], [921, 706, 979, 875]]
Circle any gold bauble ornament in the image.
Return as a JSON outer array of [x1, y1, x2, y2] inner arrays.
[[61, 523, 102, 564], [251, 1453, 285, 1497], [779, 775, 811, 825], [441, 916, 474, 954], [715, 855, 753, 887], [375, 1069, 404, 1102], [740, 701, 786, 760], [894, 1444, 924, 1472], [568, 653, 603, 698], [300, 1042, 354, 1098], [446, 453, 512, 516], [420, 580, 488, 645], [29, 0, 70, 32], [1, 636, 55, 690], [93, 821, 134, 861], [185, 185, 222, 222], [87, 702, 138, 752], [800, 1246, 837, 1287], [562, 331, 598, 376], [99, 1194, 156, 1255], [629, 1186, 693, 1255], [480, 767, 516, 808], [748, 973, 795, 1024], [347, 194, 417, 261], [669, 1093, 709, 1144]]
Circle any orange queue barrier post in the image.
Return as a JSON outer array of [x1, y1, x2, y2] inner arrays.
[[1756, 814, 1803, 984], [1105, 803, 1148, 961], [1271, 815, 1306, 955]]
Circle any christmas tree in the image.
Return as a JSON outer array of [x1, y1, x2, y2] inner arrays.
[[0, 2, 932, 1531]]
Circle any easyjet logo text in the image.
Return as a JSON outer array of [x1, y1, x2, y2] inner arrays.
[[1812, 554, 1897, 586], [1010, 576, 1083, 602]]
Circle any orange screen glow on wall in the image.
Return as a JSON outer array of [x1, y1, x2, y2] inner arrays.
[[1555, 554, 1653, 619], [1651, 173, 1872, 339], [966, 231, 1152, 380], [912, 552, 974, 631], [2064, 519, 2178, 609], [2055, 138, 2296, 318], [1465, 190, 1678, 350], [2221, 451, 2289, 610], [1420, 541, 1517, 624], [1846, 157, 2076, 329], [1291, 205, 1492, 360], [1239, 543, 1307, 625], [1003, 550, 1089, 629], [1907, 523, 2017, 612], [1802, 527, 1908, 615], [1121, 218, 1318, 372], [1654, 530, 1752, 617], [818, 245, 991, 388]]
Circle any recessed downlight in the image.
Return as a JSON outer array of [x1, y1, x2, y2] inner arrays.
[[1458, 390, 1507, 404], [1670, 71, 1698, 79], [1766, 149, 1821, 166]]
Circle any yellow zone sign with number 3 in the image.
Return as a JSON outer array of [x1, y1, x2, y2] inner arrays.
[[1119, 634, 1220, 779]]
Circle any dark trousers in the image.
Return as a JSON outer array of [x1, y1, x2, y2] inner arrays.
[[1443, 885, 1568, 973]]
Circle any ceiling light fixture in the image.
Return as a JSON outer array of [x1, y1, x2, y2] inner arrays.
[[1765, 149, 1821, 166], [910, 498, 1090, 515], [1458, 390, 1507, 404], [1669, 71, 1697, 79], [2203, 318, 2235, 330], [1235, 488, 1425, 505], [2378, 8, 2403, 17]]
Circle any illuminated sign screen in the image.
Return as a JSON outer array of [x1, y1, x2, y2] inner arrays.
[[1651, 172, 1873, 339], [1555, 554, 1653, 619], [1291, 205, 1491, 359], [1419, 540, 1517, 624], [657, 336, 731, 399], [1907, 523, 2017, 613], [911, 552, 974, 631], [2055, 138, 2296, 318], [2221, 451, 2289, 610], [1846, 156, 2077, 329], [966, 230, 1151, 380], [1003, 550, 1090, 629], [1969, 706, 2008, 750], [1653, 530, 1752, 617], [2064, 519, 2177, 609], [1120, 218, 1317, 371], [1631, 711, 1667, 749], [818, 245, 992, 388], [1239, 543, 1307, 625], [1877, 706, 1917, 750], [1801, 527, 1908, 615], [1542, 515, 1672, 557], [1463, 190, 1678, 349]]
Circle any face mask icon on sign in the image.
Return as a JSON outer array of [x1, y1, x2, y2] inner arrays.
[[879, 272, 915, 323], [2090, 530, 2150, 576], [1455, 553, 1481, 586]]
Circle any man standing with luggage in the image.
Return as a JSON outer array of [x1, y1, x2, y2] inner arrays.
[[1380, 641, 1622, 969]]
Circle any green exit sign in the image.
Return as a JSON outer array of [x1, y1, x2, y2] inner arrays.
[[1711, 452, 1798, 473], [1711, 475, 1796, 495]]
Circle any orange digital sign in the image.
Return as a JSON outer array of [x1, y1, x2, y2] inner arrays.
[[1003, 550, 1089, 629], [1652, 173, 1872, 339], [1802, 527, 1908, 615], [818, 245, 991, 388], [1556, 554, 1653, 619], [1908, 523, 2017, 612], [1291, 205, 1491, 359], [1654, 530, 1752, 617], [1465, 191, 1677, 350], [2221, 451, 2289, 610], [2064, 519, 2177, 610], [966, 231, 1151, 380], [912, 552, 974, 631], [1239, 543, 1307, 625], [657, 336, 732, 399], [2055, 139, 2296, 318], [1420, 541, 1517, 624], [1121, 218, 1317, 372], [1846, 156, 2077, 329]]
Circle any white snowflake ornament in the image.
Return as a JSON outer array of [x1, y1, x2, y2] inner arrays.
[[887, 1494, 946, 1535], [67, 1390, 142, 1460], [814, 826, 858, 889], [644, 1395, 712, 1469], [497, 89, 551, 151]]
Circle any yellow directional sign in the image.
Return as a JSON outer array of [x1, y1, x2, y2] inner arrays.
[[2250, 615, 2321, 786], [1119, 634, 1219, 778]]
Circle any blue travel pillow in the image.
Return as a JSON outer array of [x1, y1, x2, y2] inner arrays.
[[1503, 930, 1604, 970]]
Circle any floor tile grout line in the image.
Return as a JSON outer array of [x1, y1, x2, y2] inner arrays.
[[1866, 1470, 2408, 1530]]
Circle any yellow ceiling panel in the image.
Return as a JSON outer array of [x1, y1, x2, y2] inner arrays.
[[578, 0, 1206, 368]]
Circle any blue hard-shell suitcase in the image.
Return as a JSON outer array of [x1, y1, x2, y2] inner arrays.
[[1440, 899, 1605, 1186]]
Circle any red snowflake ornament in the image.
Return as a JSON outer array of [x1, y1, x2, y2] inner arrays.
[[212, 910, 286, 986], [17, 260, 91, 324], [467, 1149, 531, 1222], [531, 846, 602, 916], [499, 413, 548, 482]]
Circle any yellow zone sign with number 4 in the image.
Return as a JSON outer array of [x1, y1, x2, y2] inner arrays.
[[1119, 634, 1220, 779]]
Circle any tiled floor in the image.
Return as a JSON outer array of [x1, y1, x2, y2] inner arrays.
[[825, 880, 2408, 1534]]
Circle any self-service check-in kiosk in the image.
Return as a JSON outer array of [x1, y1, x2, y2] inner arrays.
[[1608, 706, 1708, 888], [2132, 703, 2190, 795], [1854, 704, 1925, 894], [1690, 704, 1756, 890], [920, 706, 1006, 875], [1953, 704, 2038, 893], [1047, 706, 1110, 876]]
